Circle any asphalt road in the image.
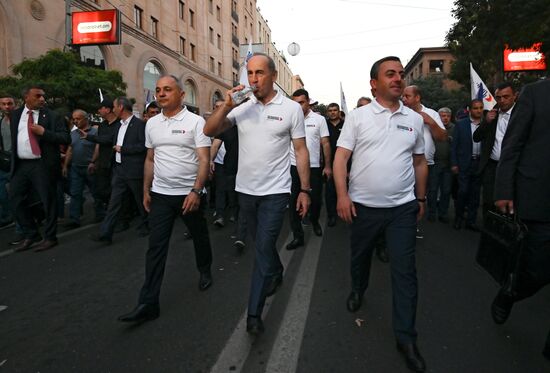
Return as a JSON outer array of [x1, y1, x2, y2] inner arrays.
[[1, 206, 549, 373]]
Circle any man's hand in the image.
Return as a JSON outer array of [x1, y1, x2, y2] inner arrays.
[[87, 162, 96, 175], [337, 194, 357, 224], [417, 111, 434, 125], [417, 201, 425, 222], [113, 145, 122, 153], [451, 166, 459, 174], [143, 191, 151, 213], [322, 166, 333, 180], [182, 192, 201, 214], [79, 129, 88, 139], [495, 199, 514, 214], [486, 109, 497, 122], [296, 192, 310, 219], [30, 123, 45, 136], [210, 161, 216, 174], [62, 167, 68, 178]]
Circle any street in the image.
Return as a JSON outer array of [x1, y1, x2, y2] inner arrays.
[[1, 208, 549, 373]]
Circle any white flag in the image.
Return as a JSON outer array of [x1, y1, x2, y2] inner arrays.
[[340, 82, 349, 115], [470, 63, 496, 110], [98, 88, 104, 103], [239, 39, 254, 87]]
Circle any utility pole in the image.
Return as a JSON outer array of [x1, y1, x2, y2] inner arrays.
[[65, 0, 72, 47]]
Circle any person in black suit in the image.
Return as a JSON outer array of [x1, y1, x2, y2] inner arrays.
[[91, 97, 148, 243], [9, 86, 71, 252], [491, 79, 550, 361], [450, 99, 484, 231], [473, 82, 518, 221]]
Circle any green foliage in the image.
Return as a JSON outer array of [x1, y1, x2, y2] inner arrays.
[[446, 0, 550, 87], [315, 103, 327, 117], [411, 75, 470, 115], [0, 49, 126, 115]]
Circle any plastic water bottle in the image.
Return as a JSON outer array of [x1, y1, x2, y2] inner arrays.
[[231, 85, 256, 105]]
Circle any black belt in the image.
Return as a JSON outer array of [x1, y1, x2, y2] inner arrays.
[[471, 155, 480, 160]]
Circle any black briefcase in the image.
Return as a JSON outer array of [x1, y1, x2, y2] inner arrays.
[[476, 211, 527, 290]]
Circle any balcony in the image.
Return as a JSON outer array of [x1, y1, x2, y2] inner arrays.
[[233, 59, 240, 70], [231, 10, 239, 22], [232, 34, 239, 46]]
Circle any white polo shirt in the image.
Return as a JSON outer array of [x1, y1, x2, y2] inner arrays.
[[145, 107, 211, 195], [290, 110, 329, 168], [420, 105, 446, 165], [337, 99, 425, 208], [227, 90, 305, 196]]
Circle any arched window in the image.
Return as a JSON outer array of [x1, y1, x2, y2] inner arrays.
[[212, 90, 223, 108], [184, 80, 197, 106], [79, 45, 105, 69], [143, 61, 162, 102]]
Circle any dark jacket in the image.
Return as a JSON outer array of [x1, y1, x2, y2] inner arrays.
[[495, 79, 550, 221], [451, 117, 477, 174], [9, 106, 71, 178], [112, 115, 146, 179]]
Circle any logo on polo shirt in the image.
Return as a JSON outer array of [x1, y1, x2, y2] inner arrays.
[[306, 124, 316, 128], [172, 129, 186, 134], [267, 115, 283, 121], [396, 124, 413, 132]]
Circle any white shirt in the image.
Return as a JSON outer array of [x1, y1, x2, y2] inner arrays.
[[337, 99, 425, 208], [290, 110, 329, 168], [420, 105, 446, 165], [470, 119, 481, 156], [115, 115, 133, 163], [490, 105, 514, 161], [146, 107, 211, 195], [214, 142, 226, 164], [17, 106, 41, 159], [227, 90, 306, 196]]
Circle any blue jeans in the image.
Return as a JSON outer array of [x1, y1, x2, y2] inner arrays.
[[239, 192, 289, 317], [427, 163, 452, 219], [69, 165, 102, 224], [0, 170, 12, 223]]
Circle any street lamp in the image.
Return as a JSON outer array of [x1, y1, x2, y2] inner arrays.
[[287, 42, 300, 56]]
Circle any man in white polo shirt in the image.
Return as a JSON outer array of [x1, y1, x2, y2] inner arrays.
[[286, 88, 332, 251], [118, 75, 213, 323], [204, 53, 311, 335], [334, 56, 428, 372]]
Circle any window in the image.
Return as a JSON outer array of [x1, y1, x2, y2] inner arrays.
[[216, 6, 221, 21], [209, 0, 213, 13], [179, 37, 186, 55], [151, 17, 158, 39], [217, 34, 221, 49], [144, 61, 162, 101], [184, 80, 197, 106], [134, 6, 143, 29], [79, 45, 105, 70], [218, 62, 222, 77], [209, 27, 214, 44], [210, 57, 215, 73], [190, 43, 196, 62], [189, 9, 195, 28], [178, 1, 185, 20], [429, 60, 444, 73]]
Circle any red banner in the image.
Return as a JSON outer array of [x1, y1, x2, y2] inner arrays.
[[503, 43, 546, 72], [72, 10, 121, 45]]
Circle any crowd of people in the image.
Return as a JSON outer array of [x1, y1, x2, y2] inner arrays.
[[0, 53, 548, 372]]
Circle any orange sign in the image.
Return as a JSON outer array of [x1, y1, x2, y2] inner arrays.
[[503, 43, 546, 72], [72, 10, 121, 45]]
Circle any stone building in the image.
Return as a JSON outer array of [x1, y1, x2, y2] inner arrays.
[[404, 47, 461, 91], [0, 0, 297, 114]]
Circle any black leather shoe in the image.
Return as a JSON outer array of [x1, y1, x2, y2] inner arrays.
[[9, 234, 25, 246], [491, 291, 514, 324], [246, 315, 264, 336], [13, 238, 40, 252], [543, 331, 550, 361], [327, 216, 337, 227], [199, 271, 213, 291], [90, 233, 112, 245], [465, 223, 480, 232], [453, 217, 463, 230], [346, 291, 362, 312], [376, 246, 389, 263], [265, 273, 283, 297], [34, 239, 58, 252], [118, 304, 160, 323], [286, 238, 304, 251], [396, 342, 426, 372], [312, 222, 323, 236]]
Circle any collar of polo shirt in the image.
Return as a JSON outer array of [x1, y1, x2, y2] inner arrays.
[[371, 99, 408, 115], [249, 89, 284, 106], [161, 106, 187, 121]]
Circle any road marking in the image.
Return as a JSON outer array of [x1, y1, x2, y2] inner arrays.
[[264, 222, 324, 373], [209, 232, 295, 373]]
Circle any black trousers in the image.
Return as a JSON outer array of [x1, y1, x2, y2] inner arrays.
[[99, 165, 147, 238], [325, 176, 337, 219], [350, 200, 419, 343], [481, 159, 498, 221], [289, 166, 323, 239], [455, 159, 481, 225], [94, 167, 112, 206], [10, 160, 58, 240], [139, 192, 213, 305]]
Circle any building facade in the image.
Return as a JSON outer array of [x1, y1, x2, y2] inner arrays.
[[404, 47, 461, 90], [0, 0, 296, 114]]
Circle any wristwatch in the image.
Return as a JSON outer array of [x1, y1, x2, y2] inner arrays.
[[300, 188, 312, 196], [190, 188, 205, 196]]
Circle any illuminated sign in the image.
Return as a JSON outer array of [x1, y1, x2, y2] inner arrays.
[[72, 10, 121, 45], [503, 43, 546, 72]]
